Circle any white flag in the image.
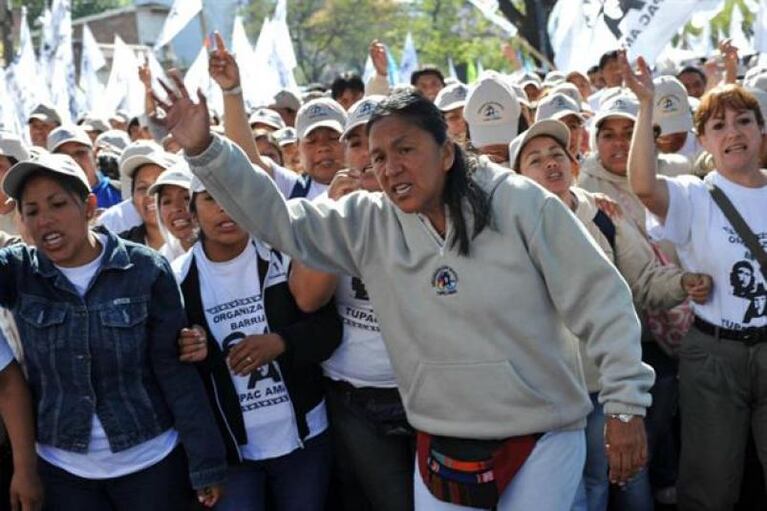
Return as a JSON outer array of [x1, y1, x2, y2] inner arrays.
[[97, 36, 144, 117], [269, 0, 298, 90], [363, 55, 375, 83], [184, 46, 224, 117], [447, 56, 458, 80], [0, 73, 22, 136], [549, 0, 720, 71], [232, 15, 273, 108], [729, 3, 754, 55], [6, 7, 50, 136], [466, 0, 518, 37], [755, 0, 767, 63], [48, 0, 77, 122], [398, 33, 419, 85], [154, 0, 203, 50], [79, 24, 106, 113]]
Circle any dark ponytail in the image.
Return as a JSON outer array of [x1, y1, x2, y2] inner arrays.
[[367, 91, 491, 256]]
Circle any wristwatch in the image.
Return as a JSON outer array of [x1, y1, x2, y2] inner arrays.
[[608, 413, 634, 423]]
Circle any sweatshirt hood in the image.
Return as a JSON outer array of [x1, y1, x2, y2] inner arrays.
[[579, 154, 628, 185]]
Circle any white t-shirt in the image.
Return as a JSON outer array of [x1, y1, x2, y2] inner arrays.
[[647, 172, 767, 330], [189, 240, 326, 460], [323, 275, 397, 388], [0, 328, 13, 371], [97, 199, 142, 234], [268, 159, 328, 200], [37, 234, 179, 479]]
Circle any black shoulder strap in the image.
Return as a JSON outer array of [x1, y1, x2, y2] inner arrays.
[[708, 182, 767, 281], [592, 209, 617, 252], [288, 175, 312, 199]]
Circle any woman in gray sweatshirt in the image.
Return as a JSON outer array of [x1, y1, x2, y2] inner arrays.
[[156, 76, 653, 510]]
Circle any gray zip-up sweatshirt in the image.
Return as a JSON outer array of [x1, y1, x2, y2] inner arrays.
[[187, 134, 654, 439]]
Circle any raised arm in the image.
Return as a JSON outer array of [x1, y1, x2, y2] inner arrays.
[[622, 52, 670, 220], [208, 32, 273, 177], [153, 74, 370, 278]]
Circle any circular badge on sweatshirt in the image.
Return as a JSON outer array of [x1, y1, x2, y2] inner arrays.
[[432, 266, 458, 296]]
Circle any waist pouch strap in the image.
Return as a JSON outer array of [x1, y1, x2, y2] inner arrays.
[[416, 431, 541, 508]]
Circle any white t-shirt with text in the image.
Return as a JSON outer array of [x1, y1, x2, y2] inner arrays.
[[647, 172, 767, 330], [189, 240, 326, 460]]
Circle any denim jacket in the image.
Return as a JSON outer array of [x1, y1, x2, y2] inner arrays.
[[0, 229, 227, 489]]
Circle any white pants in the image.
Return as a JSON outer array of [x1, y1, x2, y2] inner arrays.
[[414, 430, 586, 511]]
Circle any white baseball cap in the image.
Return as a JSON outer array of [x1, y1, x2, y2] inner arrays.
[[248, 108, 286, 131], [508, 81, 530, 108], [120, 149, 179, 181], [273, 127, 297, 147], [342, 95, 384, 140], [435, 83, 469, 112], [3, 152, 90, 200], [47, 125, 93, 153], [271, 89, 302, 112], [550, 82, 584, 106], [593, 92, 639, 127], [464, 71, 521, 147], [653, 76, 693, 136], [95, 130, 131, 157], [535, 93, 584, 123], [542, 70, 566, 88], [118, 141, 164, 178], [516, 71, 542, 90], [295, 98, 347, 139], [28, 102, 63, 126], [0, 132, 30, 162], [508, 119, 571, 172], [147, 160, 193, 196]]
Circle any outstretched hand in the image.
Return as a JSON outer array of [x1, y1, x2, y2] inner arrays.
[[209, 31, 240, 91], [619, 50, 654, 104], [152, 69, 212, 156]]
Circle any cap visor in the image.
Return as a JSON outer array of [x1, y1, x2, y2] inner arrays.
[[302, 120, 344, 139], [470, 123, 519, 147]]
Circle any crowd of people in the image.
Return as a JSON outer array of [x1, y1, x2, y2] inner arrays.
[[0, 27, 765, 511]]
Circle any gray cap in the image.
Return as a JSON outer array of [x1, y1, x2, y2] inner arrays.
[[249, 108, 286, 130], [342, 95, 384, 140], [508, 119, 570, 172], [271, 89, 302, 112], [148, 161, 194, 196], [28, 102, 62, 126], [535, 93, 584, 122], [0, 131, 30, 162], [516, 71, 542, 89], [273, 127, 297, 146], [295, 98, 347, 139], [47, 125, 93, 153], [435, 83, 469, 112], [3, 152, 90, 200], [109, 111, 130, 124]]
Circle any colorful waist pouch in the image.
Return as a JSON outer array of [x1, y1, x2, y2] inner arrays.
[[416, 431, 542, 508]]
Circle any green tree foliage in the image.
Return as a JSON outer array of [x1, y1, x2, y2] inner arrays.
[[242, 0, 519, 84]]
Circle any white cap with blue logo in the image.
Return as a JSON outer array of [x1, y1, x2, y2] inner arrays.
[[464, 71, 521, 147], [295, 98, 348, 140], [341, 95, 385, 140]]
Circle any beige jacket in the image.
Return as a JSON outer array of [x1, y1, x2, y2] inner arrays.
[[571, 187, 686, 391], [577, 154, 682, 265], [189, 135, 654, 438]]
